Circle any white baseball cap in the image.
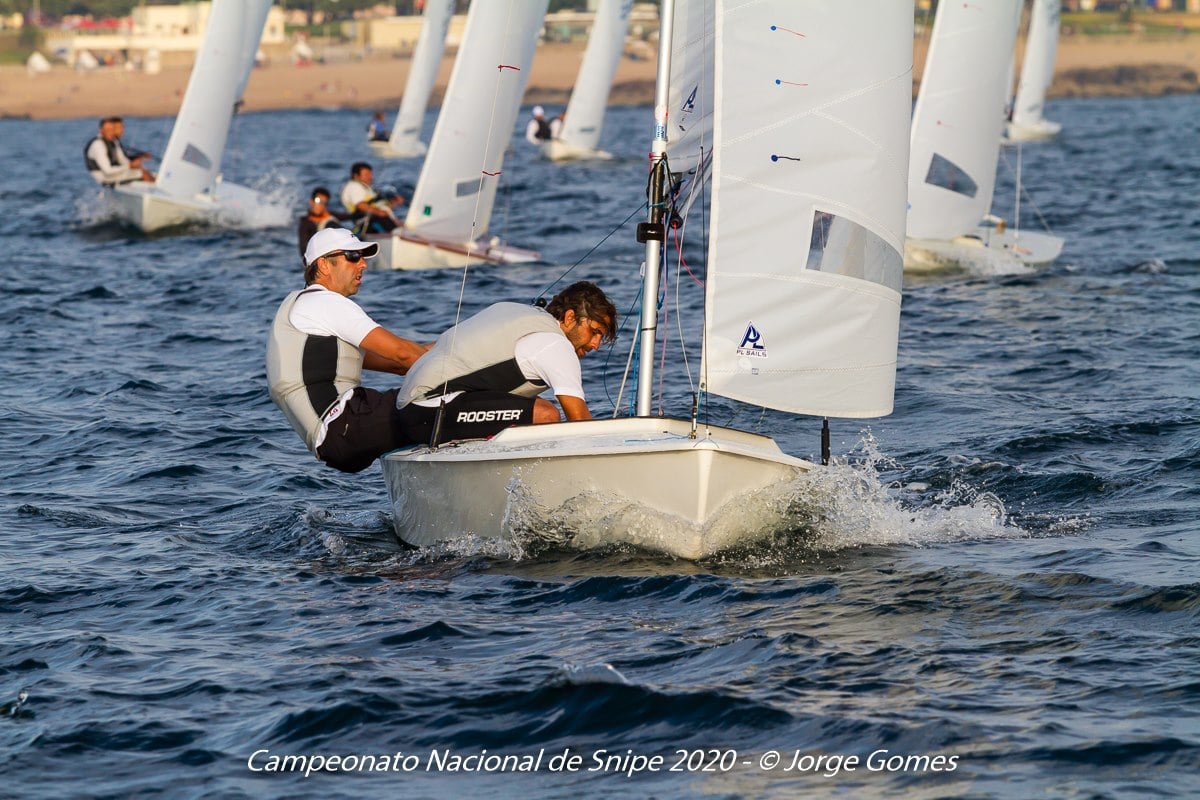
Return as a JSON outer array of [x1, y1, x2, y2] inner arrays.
[[304, 227, 379, 267], [533, 105, 545, 117]]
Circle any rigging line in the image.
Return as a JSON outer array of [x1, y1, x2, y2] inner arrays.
[[434, 2, 525, 404], [534, 202, 646, 304], [656, 242, 671, 416], [670, 220, 698, 402], [997, 144, 1055, 236], [607, 283, 645, 418]]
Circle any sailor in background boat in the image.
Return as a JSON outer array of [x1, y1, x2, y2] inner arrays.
[[266, 228, 429, 474], [84, 116, 154, 185], [549, 111, 566, 140], [296, 186, 350, 263], [524, 105, 552, 145], [339, 161, 405, 234], [394, 281, 617, 446], [366, 110, 390, 142]]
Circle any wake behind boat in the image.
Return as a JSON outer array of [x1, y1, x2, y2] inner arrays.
[[110, 0, 288, 233], [381, 0, 912, 559]]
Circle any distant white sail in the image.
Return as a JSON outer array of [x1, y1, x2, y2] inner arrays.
[[1009, 0, 1062, 139], [702, 0, 911, 418], [155, 0, 271, 199], [233, 0, 271, 102], [907, 0, 1021, 241], [556, 0, 632, 153], [404, 0, 549, 242], [385, 0, 454, 157]]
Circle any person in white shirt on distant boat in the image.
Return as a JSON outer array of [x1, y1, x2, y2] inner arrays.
[[394, 281, 617, 447], [524, 105, 553, 145], [266, 228, 428, 474], [339, 161, 404, 234], [84, 116, 154, 185]]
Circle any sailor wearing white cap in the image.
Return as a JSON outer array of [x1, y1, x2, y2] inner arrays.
[[266, 228, 428, 473], [525, 105, 552, 145]]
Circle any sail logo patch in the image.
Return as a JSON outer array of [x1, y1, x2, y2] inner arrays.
[[736, 323, 768, 359], [681, 85, 698, 115]]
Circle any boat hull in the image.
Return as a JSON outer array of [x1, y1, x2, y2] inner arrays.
[[110, 180, 281, 233], [540, 140, 614, 162], [905, 225, 1063, 274], [1005, 118, 1062, 143], [364, 230, 540, 270], [368, 139, 428, 159], [381, 417, 813, 560]]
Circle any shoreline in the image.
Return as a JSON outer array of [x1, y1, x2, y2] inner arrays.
[[3, 35, 1199, 122]]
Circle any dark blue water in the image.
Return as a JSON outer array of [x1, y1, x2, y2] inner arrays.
[[2, 94, 1197, 799]]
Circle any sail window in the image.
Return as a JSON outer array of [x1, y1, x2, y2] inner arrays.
[[454, 178, 483, 198], [923, 153, 977, 199], [806, 210, 902, 293]]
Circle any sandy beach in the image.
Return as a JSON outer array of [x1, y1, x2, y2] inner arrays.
[[3, 34, 1199, 122]]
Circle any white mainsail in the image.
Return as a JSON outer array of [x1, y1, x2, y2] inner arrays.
[[156, 0, 271, 200], [111, 0, 286, 233], [702, 0, 909, 418], [403, 0, 548, 243], [379, 0, 455, 158], [907, 0, 1021, 242], [1008, 0, 1062, 141], [379, 0, 914, 560], [544, 0, 632, 160]]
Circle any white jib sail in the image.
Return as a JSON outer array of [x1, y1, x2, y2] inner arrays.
[[907, 0, 1021, 241], [403, 0, 549, 242], [155, 0, 270, 199], [702, 0, 912, 419], [1010, 0, 1060, 131], [665, 0, 714, 175], [387, 0, 454, 156], [557, 0, 632, 152]]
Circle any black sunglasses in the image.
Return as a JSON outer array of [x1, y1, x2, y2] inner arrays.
[[325, 250, 365, 263]]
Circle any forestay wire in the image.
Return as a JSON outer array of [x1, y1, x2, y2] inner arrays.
[[429, 2, 528, 444]]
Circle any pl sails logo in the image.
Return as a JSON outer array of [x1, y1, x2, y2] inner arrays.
[[736, 322, 768, 359]]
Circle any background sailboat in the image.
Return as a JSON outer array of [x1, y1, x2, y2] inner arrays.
[[1008, 0, 1063, 142], [906, 0, 1062, 273], [370, 0, 455, 159], [541, 0, 633, 162], [367, 0, 547, 269], [111, 0, 288, 233], [380, 0, 912, 560]]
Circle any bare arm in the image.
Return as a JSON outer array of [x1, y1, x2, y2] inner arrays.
[[359, 327, 428, 375], [557, 395, 592, 421]]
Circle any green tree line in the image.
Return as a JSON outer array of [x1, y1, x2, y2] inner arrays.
[[0, 0, 591, 21]]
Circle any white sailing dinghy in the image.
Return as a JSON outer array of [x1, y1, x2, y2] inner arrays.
[[541, 0, 632, 162], [1007, 0, 1062, 142], [366, 0, 548, 270], [370, 0, 455, 159], [906, 0, 1062, 273], [380, 0, 913, 560], [111, 0, 287, 233]]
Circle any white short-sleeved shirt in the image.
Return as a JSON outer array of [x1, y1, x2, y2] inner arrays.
[[288, 285, 379, 348], [515, 332, 585, 399], [340, 180, 372, 215]]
